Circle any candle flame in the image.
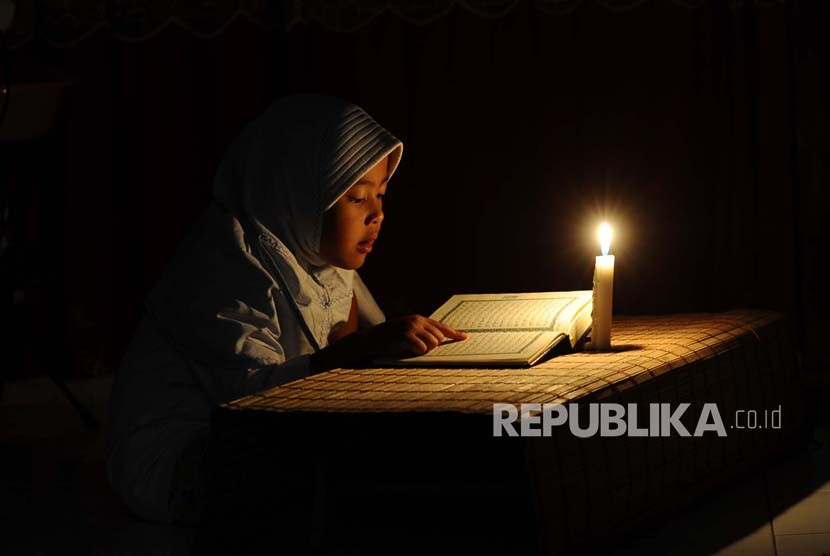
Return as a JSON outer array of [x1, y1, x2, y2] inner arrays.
[[598, 222, 612, 256]]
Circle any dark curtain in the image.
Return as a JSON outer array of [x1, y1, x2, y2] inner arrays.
[[4, 0, 827, 378], [279, 0, 826, 371]]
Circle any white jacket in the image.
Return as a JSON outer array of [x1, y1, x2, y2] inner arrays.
[[107, 95, 401, 523]]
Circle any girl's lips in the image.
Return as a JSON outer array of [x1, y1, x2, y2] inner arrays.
[[357, 239, 374, 254]]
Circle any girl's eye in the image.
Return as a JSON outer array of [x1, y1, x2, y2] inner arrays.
[[348, 194, 384, 204]]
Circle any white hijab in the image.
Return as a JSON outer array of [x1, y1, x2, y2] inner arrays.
[[145, 95, 403, 378]]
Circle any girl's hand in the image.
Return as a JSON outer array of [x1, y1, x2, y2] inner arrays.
[[365, 315, 469, 357], [309, 315, 468, 372]]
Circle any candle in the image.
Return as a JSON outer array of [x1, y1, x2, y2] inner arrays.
[[591, 222, 615, 350]]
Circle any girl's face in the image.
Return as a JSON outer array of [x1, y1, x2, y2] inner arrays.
[[320, 155, 389, 270]]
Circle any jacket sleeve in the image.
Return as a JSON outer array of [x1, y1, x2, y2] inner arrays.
[[181, 295, 314, 403]]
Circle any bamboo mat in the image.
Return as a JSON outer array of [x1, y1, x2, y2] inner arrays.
[[213, 309, 806, 554], [224, 309, 782, 414]]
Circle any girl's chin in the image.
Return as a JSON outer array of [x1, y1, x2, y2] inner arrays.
[[349, 256, 367, 269], [331, 255, 366, 270]]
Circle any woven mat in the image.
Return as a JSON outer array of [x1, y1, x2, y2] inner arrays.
[[215, 309, 806, 554], [225, 309, 780, 414]]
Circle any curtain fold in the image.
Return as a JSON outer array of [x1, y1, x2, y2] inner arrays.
[[6, 0, 824, 378], [6, 0, 783, 47]]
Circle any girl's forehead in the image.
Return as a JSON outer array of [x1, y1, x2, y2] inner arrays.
[[351, 175, 389, 188]]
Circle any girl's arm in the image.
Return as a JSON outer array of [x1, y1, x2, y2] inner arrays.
[[310, 311, 467, 374]]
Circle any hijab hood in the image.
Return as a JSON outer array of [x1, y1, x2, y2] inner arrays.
[[144, 95, 402, 379], [213, 94, 403, 271]]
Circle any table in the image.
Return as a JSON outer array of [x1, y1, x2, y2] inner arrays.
[[214, 310, 807, 554]]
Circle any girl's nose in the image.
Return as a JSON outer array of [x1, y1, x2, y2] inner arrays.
[[368, 208, 384, 226], [367, 200, 384, 226]]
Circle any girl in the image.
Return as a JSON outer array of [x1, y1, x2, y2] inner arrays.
[[107, 95, 467, 527]]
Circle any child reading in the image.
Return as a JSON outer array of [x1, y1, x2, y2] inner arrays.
[[107, 94, 467, 527]]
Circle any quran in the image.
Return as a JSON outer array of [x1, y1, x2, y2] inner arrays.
[[376, 291, 593, 367]]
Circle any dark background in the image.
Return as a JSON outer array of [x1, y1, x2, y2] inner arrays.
[[1, 0, 828, 383]]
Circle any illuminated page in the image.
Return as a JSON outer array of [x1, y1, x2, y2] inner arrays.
[[404, 330, 562, 365], [377, 291, 592, 366], [431, 291, 589, 332]]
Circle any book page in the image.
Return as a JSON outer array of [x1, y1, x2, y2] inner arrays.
[[562, 297, 593, 348], [419, 331, 545, 358], [379, 329, 562, 366], [432, 292, 589, 332], [374, 291, 592, 367]]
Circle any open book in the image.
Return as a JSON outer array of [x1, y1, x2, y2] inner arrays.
[[375, 291, 593, 367]]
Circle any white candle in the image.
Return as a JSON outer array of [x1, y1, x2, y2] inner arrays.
[[591, 223, 615, 350]]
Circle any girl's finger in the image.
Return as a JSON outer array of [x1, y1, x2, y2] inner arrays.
[[405, 332, 428, 355], [416, 328, 442, 351], [422, 322, 447, 343], [430, 319, 469, 340]]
